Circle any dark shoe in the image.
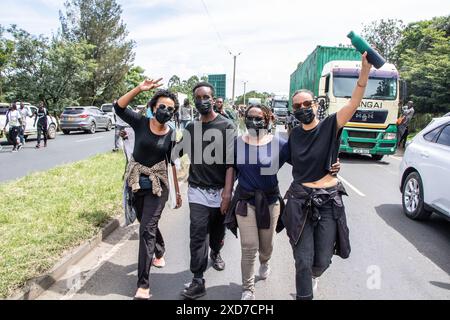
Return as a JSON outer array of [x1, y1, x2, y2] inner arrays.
[[36, 144, 40, 149], [210, 251, 225, 271], [181, 278, 206, 300]]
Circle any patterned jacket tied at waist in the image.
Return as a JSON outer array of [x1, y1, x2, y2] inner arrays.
[[125, 156, 168, 197]]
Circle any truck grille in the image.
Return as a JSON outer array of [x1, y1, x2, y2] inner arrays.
[[349, 142, 376, 149], [380, 143, 396, 148], [347, 131, 378, 139]]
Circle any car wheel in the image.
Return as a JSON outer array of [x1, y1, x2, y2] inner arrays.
[[87, 122, 96, 134], [47, 124, 57, 139], [372, 154, 384, 161], [402, 172, 432, 220], [106, 120, 112, 131], [62, 130, 70, 135]]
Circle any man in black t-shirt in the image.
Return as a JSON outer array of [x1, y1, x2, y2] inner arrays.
[[33, 101, 48, 148], [174, 82, 236, 300]]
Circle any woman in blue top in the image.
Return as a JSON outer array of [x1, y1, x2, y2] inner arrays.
[[225, 104, 340, 300]]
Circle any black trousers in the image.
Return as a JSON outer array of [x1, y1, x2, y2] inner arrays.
[[134, 187, 168, 289], [292, 202, 337, 300], [8, 127, 20, 148], [189, 203, 226, 279], [37, 123, 47, 145]]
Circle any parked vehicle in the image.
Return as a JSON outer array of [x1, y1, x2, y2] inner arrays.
[[267, 94, 289, 124], [0, 102, 57, 142], [399, 115, 450, 221], [290, 46, 402, 161], [60, 106, 112, 134], [100, 103, 115, 127]]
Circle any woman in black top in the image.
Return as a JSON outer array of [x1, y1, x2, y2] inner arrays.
[[115, 78, 182, 300], [284, 53, 372, 300]]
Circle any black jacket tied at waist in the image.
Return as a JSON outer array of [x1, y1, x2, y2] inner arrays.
[[282, 182, 351, 259], [225, 184, 285, 238]]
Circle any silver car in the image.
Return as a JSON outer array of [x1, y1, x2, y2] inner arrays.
[[60, 106, 113, 134]]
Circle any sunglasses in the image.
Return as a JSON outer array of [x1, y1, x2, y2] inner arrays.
[[158, 104, 175, 112], [246, 116, 264, 122], [292, 100, 315, 110]]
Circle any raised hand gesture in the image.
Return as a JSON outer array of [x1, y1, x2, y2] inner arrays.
[[139, 78, 163, 92]]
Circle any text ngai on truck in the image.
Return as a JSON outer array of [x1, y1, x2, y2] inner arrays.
[[289, 46, 401, 161]]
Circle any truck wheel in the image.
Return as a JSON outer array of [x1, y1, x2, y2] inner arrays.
[[371, 154, 384, 161], [402, 172, 432, 220], [47, 124, 57, 139]]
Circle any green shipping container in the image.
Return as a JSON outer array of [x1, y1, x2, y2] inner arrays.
[[289, 46, 362, 107]]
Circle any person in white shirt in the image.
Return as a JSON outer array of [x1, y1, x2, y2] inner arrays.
[[18, 102, 32, 145], [3, 103, 23, 152]]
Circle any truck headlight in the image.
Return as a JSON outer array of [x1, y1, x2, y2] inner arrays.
[[384, 133, 397, 140]]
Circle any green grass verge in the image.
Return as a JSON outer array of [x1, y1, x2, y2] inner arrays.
[[0, 151, 125, 298]]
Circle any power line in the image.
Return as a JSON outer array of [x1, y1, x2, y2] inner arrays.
[[199, 0, 231, 53]]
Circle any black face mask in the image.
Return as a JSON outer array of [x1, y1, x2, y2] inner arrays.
[[195, 99, 212, 115], [245, 117, 267, 136], [294, 107, 316, 124], [155, 107, 173, 124]]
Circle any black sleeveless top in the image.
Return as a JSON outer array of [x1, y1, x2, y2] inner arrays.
[[289, 113, 342, 184]]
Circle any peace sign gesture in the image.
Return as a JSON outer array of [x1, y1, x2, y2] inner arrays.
[[139, 78, 164, 92]]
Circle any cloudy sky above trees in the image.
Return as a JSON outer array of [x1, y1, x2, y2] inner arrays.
[[0, 0, 446, 98]]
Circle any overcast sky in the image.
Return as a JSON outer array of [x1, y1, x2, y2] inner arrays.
[[0, 0, 447, 99]]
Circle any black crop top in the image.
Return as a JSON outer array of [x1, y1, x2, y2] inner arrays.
[[114, 102, 175, 168], [289, 113, 342, 184]]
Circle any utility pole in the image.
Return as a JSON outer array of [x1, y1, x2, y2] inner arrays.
[[229, 52, 241, 105], [243, 81, 248, 106]]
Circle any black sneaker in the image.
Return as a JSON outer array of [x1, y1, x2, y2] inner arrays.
[[181, 278, 206, 300], [210, 251, 225, 271]]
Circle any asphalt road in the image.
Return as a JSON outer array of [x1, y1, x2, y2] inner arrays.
[[0, 130, 116, 182], [37, 128, 450, 300]]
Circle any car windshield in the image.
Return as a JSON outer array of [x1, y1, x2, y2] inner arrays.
[[274, 101, 288, 109], [101, 105, 113, 113], [333, 76, 397, 100], [63, 108, 84, 114]]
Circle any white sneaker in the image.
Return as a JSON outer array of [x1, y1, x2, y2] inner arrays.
[[241, 291, 255, 300], [259, 263, 271, 280], [184, 282, 191, 289], [312, 278, 319, 291]]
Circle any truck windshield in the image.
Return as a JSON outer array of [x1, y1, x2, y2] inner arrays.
[[333, 76, 397, 100], [274, 101, 288, 109], [101, 105, 113, 113]]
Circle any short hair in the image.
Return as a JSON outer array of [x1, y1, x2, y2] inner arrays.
[[292, 89, 315, 100], [192, 82, 215, 97], [148, 89, 180, 113], [245, 104, 272, 126]]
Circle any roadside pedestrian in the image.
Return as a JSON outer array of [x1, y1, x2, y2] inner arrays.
[[18, 102, 31, 146], [3, 102, 22, 152], [180, 98, 192, 129], [174, 82, 236, 300], [283, 52, 372, 300], [114, 78, 182, 300], [398, 100, 415, 149], [34, 101, 48, 148]]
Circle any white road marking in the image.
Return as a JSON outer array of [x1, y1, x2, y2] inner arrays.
[[338, 175, 366, 197], [390, 155, 403, 161], [75, 137, 105, 143]]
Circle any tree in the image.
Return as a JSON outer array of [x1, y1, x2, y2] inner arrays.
[[4, 26, 95, 112], [124, 66, 153, 106], [0, 25, 14, 99], [234, 90, 271, 105], [361, 19, 405, 63], [60, 0, 135, 106], [397, 16, 450, 113]]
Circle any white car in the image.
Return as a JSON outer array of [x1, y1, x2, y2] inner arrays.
[[0, 103, 58, 141], [100, 103, 115, 127], [399, 115, 450, 221]]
